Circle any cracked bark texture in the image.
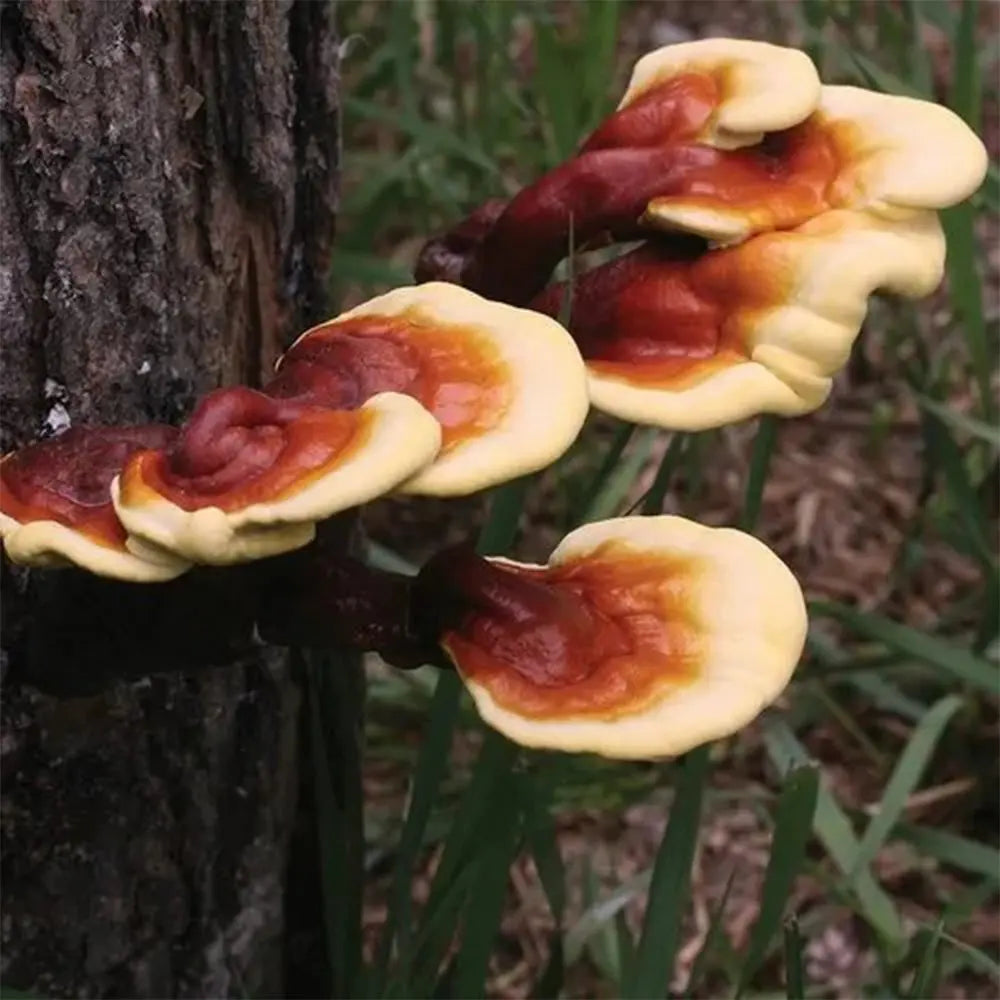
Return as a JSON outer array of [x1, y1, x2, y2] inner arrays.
[[0, 1, 341, 995]]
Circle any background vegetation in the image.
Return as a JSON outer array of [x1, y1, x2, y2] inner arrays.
[[313, 1, 999, 997]]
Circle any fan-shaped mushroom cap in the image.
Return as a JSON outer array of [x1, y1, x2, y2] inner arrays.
[[645, 83, 988, 245], [113, 390, 441, 565], [437, 516, 806, 760], [0, 427, 190, 582], [284, 282, 589, 496], [618, 37, 821, 149], [817, 85, 989, 216], [533, 209, 944, 431]]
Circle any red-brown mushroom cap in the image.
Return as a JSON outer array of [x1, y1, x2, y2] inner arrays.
[[279, 282, 589, 496], [415, 39, 823, 306], [642, 80, 989, 245], [0, 426, 191, 581], [112, 387, 442, 565], [531, 208, 946, 430], [425, 515, 806, 759]]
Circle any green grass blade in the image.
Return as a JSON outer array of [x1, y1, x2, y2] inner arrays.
[[940, 200, 992, 420], [525, 781, 567, 923], [844, 48, 926, 97], [344, 96, 499, 174], [413, 734, 519, 992], [580, 0, 622, 129], [740, 416, 779, 531], [977, 161, 1000, 212], [913, 392, 1000, 449], [479, 477, 532, 555], [952, 0, 982, 128], [907, 920, 945, 1000], [307, 648, 366, 997], [565, 868, 652, 966], [622, 746, 711, 999], [764, 721, 904, 944], [581, 426, 659, 523], [686, 868, 737, 995], [330, 249, 414, 291], [936, 928, 1000, 982], [899, 0, 934, 97], [373, 672, 463, 992], [641, 433, 687, 514], [891, 820, 1000, 881], [569, 422, 635, 526], [377, 475, 532, 993], [524, 767, 568, 998], [736, 765, 820, 997], [406, 861, 481, 992], [389, 0, 418, 121], [784, 917, 807, 999], [810, 601, 998, 695], [850, 695, 963, 881], [452, 771, 523, 997]]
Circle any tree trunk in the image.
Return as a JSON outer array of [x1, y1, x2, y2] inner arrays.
[[0, 2, 340, 995]]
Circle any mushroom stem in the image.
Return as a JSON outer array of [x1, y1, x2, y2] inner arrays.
[[413, 544, 605, 687], [257, 521, 446, 671], [7, 519, 450, 698]]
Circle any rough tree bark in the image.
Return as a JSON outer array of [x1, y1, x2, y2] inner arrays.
[[0, 1, 340, 995]]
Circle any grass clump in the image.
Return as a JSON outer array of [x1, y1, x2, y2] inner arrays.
[[307, 2, 1000, 997]]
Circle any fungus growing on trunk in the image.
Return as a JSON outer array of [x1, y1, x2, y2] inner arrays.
[[112, 388, 440, 565], [3, 281, 590, 573], [275, 282, 589, 495], [416, 38, 824, 305], [414, 516, 806, 759], [530, 209, 946, 429], [0, 426, 190, 581], [415, 38, 987, 431]]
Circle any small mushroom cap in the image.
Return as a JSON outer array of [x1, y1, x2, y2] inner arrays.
[[297, 282, 589, 496], [620, 38, 821, 150], [446, 516, 807, 760], [0, 428, 192, 582], [646, 83, 988, 245], [0, 505, 189, 582], [113, 391, 442, 565], [585, 208, 945, 430]]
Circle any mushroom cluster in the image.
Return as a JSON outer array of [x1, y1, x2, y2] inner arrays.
[[2, 283, 588, 577], [1, 39, 986, 760], [416, 38, 988, 431]]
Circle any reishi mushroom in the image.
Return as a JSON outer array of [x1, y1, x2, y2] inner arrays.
[[111, 388, 441, 565], [529, 209, 946, 429], [3, 36, 989, 762], [274, 282, 590, 496], [2, 283, 588, 573], [415, 516, 807, 759], [0, 426, 191, 581], [415, 37, 988, 432]]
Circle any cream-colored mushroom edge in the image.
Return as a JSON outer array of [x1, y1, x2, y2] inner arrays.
[[290, 282, 591, 497], [0, 508, 191, 582], [112, 392, 442, 565], [619, 37, 822, 151], [446, 515, 808, 760], [586, 209, 946, 431]]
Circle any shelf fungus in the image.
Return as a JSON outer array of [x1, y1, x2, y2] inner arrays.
[[0, 426, 191, 581], [112, 387, 441, 565], [530, 209, 947, 429], [275, 282, 589, 495], [415, 38, 988, 431], [416, 516, 807, 759], [639, 82, 989, 247]]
